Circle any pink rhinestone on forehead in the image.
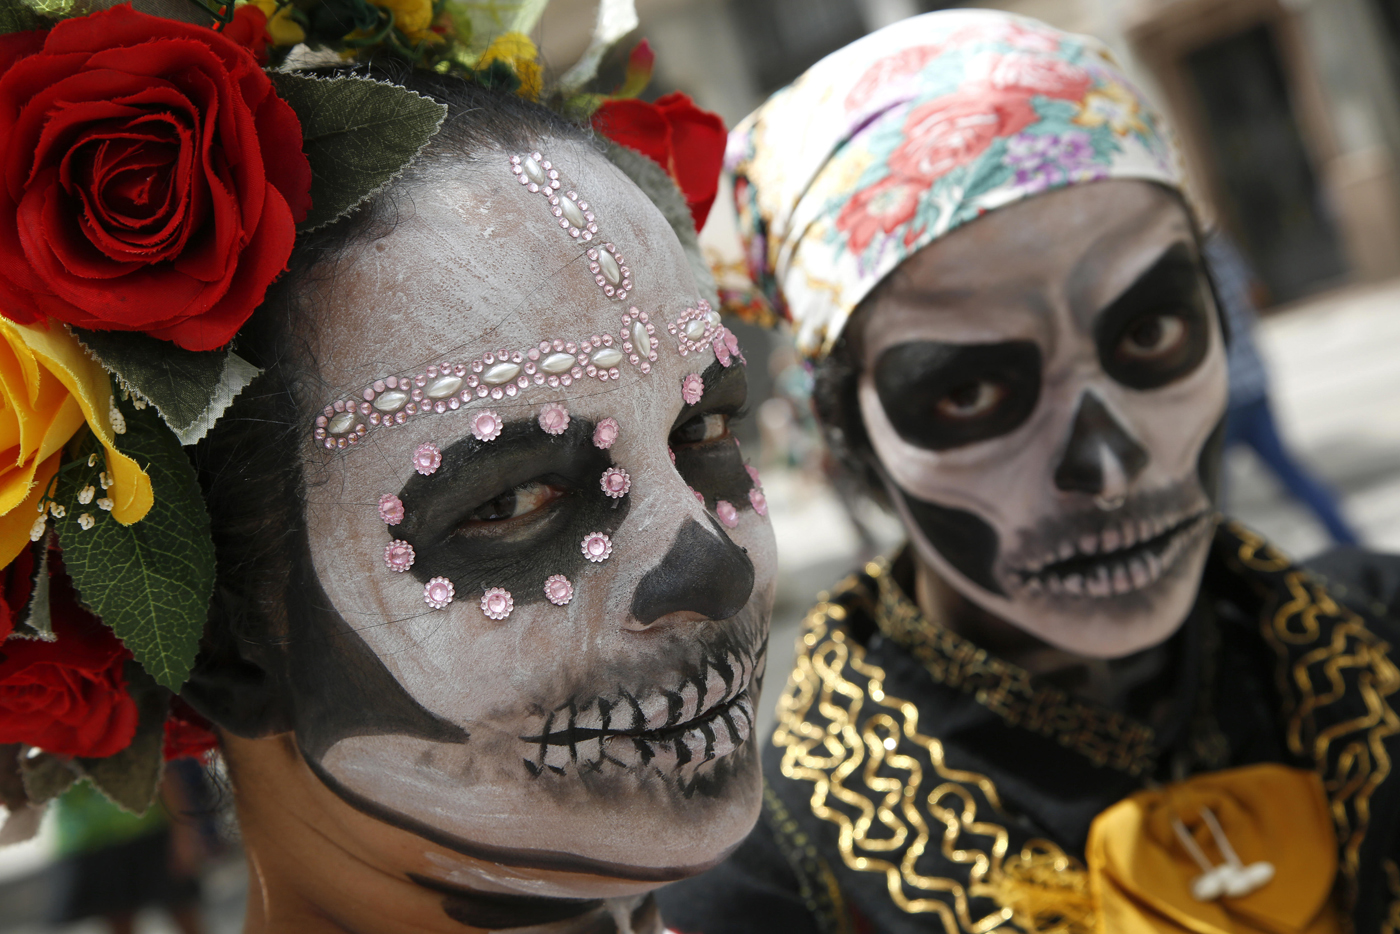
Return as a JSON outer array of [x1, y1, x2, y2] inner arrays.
[[424, 577, 454, 609], [509, 151, 634, 302], [680, 373, 704, 406], [581, 532, 612, 563], [472, 410, 503, 442], [600, 467, 630, 499], [593, 418, 620, 449], [480, 587, 514, 621], [544, 575, 573, 606], [413, 442, 441, 475], [538, 403, 570, 435], [384, 540, 415, 572], [311, 296, 699, 450], [668, 300, 722, 357], [379, 493, 404, 525]]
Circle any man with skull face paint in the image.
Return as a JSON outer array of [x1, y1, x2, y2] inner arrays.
[[657, 11, 1400, 934]]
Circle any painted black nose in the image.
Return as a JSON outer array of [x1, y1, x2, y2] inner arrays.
[[630, 518, 754, 627], [1053, 391, 1148, 495]]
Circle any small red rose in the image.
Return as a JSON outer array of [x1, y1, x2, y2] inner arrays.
[[0, 5, 312, 351], [223, 4, 271, 66], [162, 696, 218, 761], [592, 92, 726, 231], [0, 559, 137, 759]]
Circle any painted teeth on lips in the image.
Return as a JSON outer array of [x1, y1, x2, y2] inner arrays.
[[1016, 510, 1211, 599]]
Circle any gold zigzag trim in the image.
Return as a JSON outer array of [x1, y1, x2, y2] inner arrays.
[[1231, 523, 1400, 907], [870, 559, 1156, 775], [774, 599, 1091, 934]]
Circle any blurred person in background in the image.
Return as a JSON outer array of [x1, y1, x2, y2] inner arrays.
[[1206, 228, 1359, 545], [662, 10, 1400, 934], [47, 764, 211, 934]]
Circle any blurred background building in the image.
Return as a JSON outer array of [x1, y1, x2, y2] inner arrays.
[[6, 2, 1400, 931]]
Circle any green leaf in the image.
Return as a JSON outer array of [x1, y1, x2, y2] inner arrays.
[[271, 73, 447, 233], [9, 543, 54, 642], [19, 749, 77, 804], [54, 400, 215, 691], [73, 328, 260, 445], [76, 664, 167, 815], [0, 0, 58, 35]]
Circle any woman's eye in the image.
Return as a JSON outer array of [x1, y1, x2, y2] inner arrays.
[[935, 380, 1007, 420], [671, 413, 730, 446], [464, 482, 563, 526], [1118, 313, 1187, 361]]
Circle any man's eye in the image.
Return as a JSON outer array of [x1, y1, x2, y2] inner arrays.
[[935, 380, 1007, 420], [1118, 313, 1187, 361], [464, 482, 563, 525], [670, 413, 730, 446]]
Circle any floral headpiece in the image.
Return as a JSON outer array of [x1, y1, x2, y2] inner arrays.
[[0, 0, 725, 827]]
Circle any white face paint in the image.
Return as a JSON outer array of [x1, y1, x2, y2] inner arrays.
[[292, 139, 776, 899], [854, 181, 1226, 658]]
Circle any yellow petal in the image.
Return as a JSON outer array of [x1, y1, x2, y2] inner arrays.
[[0, 452, 58, 570], [8, 322, 152, 526]]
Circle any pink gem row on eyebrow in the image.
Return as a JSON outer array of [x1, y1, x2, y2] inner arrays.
[[313, 301, 726, 450]]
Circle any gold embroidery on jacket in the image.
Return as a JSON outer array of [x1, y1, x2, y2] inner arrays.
[[773, 593, 1091, 934], [1232, 522, 1400, 907], [1382, 859, 1400, 934], [871, 559, 1156, 775]]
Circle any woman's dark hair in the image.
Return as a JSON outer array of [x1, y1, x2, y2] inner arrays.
[[185, 64, 590, 729]]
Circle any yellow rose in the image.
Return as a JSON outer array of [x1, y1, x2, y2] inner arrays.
[[370, 0, 434, 41], [246, 0, 306, 47], [0, 320, 152, 567], [478, 31, 543, 101]]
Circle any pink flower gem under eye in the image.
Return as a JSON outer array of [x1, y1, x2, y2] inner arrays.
[[716, 500, 739, 528], [538, 403, 570, 435], [424, 576, 455, 609], [681, 373, 704, 406], [581, 532, 613, 563], [600, 467, 631, 498], [480, 587, 514, 620], [379, 493, 405, 525], [748, 487, 768, 517], [472, 410, 503, 442], [544, 574, 573, 606], [384, 540, 415, 572], [593, 417, 620, 449], [412, 442, 441, 476]]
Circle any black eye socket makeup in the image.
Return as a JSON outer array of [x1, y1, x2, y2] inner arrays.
[[393, 418, 628, 607], [1094, 241, 1212, 391], [671, 360, 755, 510], [873, 340, 1043, 451]]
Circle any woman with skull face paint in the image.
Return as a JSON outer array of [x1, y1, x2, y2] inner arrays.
[[0, 5, 776, 932], [658, 11, 1400, 934]]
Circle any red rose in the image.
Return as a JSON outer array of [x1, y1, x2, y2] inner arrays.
[[0, 559, 137, 758], [223, 4, 270, 67], [162, 696, 218, 761], [0, 5, 312, 351], [836, 176, 922, 254], [0, 545, 37, 642], [888, 90, 1038, 181], [592, 92, 726, 231]]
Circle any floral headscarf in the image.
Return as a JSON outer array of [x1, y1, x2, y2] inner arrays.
[[714, 10, 1186, 359]]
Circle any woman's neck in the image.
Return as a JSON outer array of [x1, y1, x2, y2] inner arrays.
[[224, 733, 663, 934], [911, 557, 1173, 714]]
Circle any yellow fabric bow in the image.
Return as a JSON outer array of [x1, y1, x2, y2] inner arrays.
[[0, 319, 153, 567], [1085, 763, 1341, 934]]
